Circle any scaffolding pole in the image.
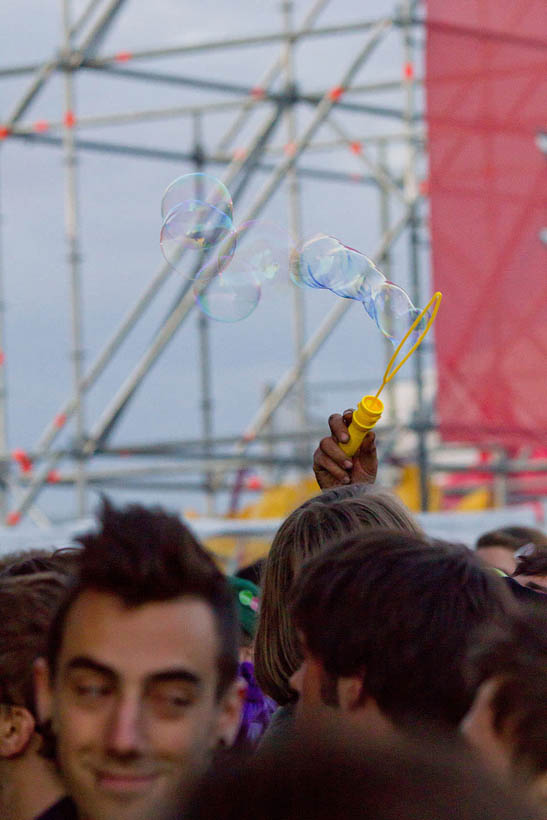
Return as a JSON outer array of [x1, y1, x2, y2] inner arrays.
[[62, 0, 87, 517]]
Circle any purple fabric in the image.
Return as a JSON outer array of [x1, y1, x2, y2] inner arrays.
[[236, 661, 277, 748]]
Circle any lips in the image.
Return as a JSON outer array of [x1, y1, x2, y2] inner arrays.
[[96, 771, 159, 794]]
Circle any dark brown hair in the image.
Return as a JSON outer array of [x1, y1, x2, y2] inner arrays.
[[47, 498, 238, 698], [476, 526, 547, 553], [466, 606, 547, 780], [0, 571, 72, 715], [292, 531, 514, 727], [513, 550, 547, 579], [255, 489, 424, 704]]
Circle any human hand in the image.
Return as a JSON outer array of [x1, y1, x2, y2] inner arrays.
[[312, 409, 378, 490]]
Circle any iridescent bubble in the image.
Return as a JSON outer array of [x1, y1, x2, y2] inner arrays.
[[290, 236, 327, 289], [193, 262, 261, 323], [159, 173, 234, 273], [160, 199, 234, 274], [161, 172, 233, 222], [220, 221, 291, 286], [293, 234, 365, 298], [372, 282, 426, 344]]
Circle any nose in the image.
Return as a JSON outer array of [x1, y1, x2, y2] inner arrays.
[[105, 695, 146, 757]]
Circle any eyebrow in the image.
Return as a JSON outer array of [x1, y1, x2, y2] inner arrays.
[[64, 656, 202, 687]]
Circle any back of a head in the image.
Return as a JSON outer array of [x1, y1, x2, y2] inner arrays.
[[255, 490, 423, 704], [47, 498, 238, 697], [291, 531, 514, 727], [185, 720, 537, 820], [0, 571, 72, 717], [466, 605, 547, 782]]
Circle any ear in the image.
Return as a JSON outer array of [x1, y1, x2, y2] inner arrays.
[[215, 679, 247, 748], [0, 705, 35, 758], [337, 675, 365, 712], [33, 657, 54, 727]]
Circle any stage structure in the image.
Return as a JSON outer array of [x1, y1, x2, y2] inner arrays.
[[0, 0, 544, 527]]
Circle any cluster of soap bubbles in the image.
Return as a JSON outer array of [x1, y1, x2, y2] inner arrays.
[[160, 173, 290, 323], [160, 173, 427, 342], [291, 234, 428, 345]]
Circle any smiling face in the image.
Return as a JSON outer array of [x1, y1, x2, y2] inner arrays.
[[36, 590, 241, 820]]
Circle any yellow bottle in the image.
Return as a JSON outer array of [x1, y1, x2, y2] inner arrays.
[[338, 395, 384, 457]]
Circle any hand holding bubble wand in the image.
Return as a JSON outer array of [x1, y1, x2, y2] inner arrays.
[[338, 290, 442, 457]]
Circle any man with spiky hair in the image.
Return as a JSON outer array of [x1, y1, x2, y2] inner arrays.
[[35, 499, 243, 820]]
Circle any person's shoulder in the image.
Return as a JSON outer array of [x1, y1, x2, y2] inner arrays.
[[34, 797, 79, 820]]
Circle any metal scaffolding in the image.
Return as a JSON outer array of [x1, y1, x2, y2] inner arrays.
[[0, 0, 449, 525]]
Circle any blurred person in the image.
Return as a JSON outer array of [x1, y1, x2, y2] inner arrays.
[[0, 571, 72, 820], [462, 606, 547, 812], [475, 531, 520, 575], [475, 526, 547, 577], [183, 717, 538, 820], [228, 577, 276, 750], [290, 531, 514, 735], [312, 409, 378, 489], [34, 499, 243, 820], [512, 550, 547, 594], [255, 488, 424, 709]]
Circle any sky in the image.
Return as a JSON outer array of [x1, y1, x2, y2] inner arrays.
[[0, 0, 430, 523]]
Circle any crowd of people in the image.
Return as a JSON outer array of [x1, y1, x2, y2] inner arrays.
[[0, 411, 545, 820]]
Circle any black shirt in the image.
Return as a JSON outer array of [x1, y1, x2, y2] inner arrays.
[[34, 797, 78, 820]]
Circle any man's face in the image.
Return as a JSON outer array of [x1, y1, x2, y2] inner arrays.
[[476, 547, 516, 576], [289, 633, 337, 723], [36, 590, 240, 820]]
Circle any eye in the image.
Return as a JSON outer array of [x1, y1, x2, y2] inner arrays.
[[75, 684, 111, 699], [148, 686, 195, 717], [69, 676, 113, 703]]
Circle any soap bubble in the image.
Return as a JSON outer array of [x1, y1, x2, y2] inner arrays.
[[293, 234, 374, 299], [159, 173, 234, 273], [290, 236, 328, 290], [372, 282, 424, 344], [220, 221, 291, 286], [290, 233, 432, 346], [161, 172, 233, 222], [193, 262, 261, 323], [160, 199, 234, 272]]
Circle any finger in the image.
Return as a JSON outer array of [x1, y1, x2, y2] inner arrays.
[[358, 430, 376, 453], [328, 413, 350, 443], [313, 448, 352, 483], [320, 437, 354, 469]]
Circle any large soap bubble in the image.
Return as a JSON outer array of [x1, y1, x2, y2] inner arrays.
[[290, 233, 429, 346], [160, 173, 234, 273]]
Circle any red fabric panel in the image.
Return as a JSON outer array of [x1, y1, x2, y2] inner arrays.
[[425, 0, 547, 446]]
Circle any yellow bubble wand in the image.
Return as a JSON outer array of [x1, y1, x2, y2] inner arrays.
[[339, 291, 443, 457]]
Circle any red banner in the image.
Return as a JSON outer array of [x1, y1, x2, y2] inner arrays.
[[425, 0, 547, 446]]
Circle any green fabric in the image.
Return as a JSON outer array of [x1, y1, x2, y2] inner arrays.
[[228, 576, 260, 638]]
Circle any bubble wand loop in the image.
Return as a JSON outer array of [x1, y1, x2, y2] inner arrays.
[[339, 291, 443, 457]]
